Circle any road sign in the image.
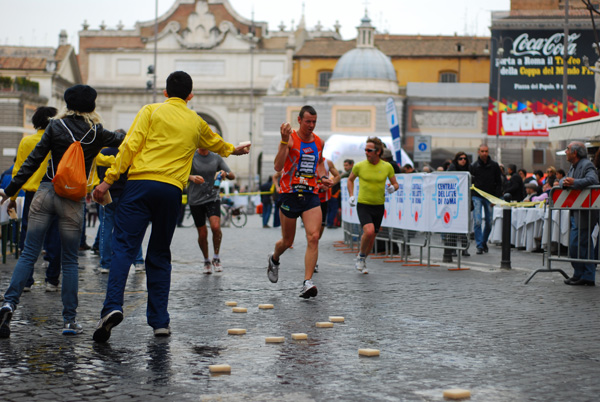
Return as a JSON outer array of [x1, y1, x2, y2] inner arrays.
[[413, 135, 431, 162]]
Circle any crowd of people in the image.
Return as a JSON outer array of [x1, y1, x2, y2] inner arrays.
[[1, 77, 597, 343]]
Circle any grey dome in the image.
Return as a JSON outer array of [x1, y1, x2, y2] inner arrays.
[[331, 47, 397, 82]]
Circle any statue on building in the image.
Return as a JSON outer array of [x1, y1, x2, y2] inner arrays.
[[583, 54, 600, 107]]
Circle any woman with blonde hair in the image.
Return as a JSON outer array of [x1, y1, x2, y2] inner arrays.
[[0, 85, 124, 338]]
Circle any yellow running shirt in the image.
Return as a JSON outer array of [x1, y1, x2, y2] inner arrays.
[[352, 159, 395, 205]]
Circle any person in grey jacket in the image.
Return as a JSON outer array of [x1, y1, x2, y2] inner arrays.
[[0, 85, 124, 338], [561, 141, 599, 286]]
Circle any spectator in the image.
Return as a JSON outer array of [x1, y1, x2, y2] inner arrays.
[[403, 164, 415, 173], [534, 170, 544, 186], [561, 141, 599, 286], [381, 148, 401, 173], [503, 164, 524, 202], [340, 159, 354, 179], [523, 181, 539, 201], [470, 144, 503, 255], [260, 176, 274, 228], [556, 168, 566, 181]]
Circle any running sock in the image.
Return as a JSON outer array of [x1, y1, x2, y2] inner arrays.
[[213, 254, 220, 260], [271, 254, 280, 264], [204, 258, 211, 263], [358, 253, 366, 259]]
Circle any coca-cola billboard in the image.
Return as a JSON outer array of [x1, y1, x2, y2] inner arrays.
[[488, 29, 599, 137]]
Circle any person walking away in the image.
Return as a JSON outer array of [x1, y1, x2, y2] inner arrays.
[[92, 71, 249, 342], [260, 176, 274, 228], [561, 141, 599, 286], [470, 144, 502, 254], [0, 85, 124, 338], [347, 137, 399, 274], [266, 105, 332, 299], [187, 147, 235, 274]]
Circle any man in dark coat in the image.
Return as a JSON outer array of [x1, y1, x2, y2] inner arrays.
[[503, 164, 524, 202], [470, 144, 503, 254]]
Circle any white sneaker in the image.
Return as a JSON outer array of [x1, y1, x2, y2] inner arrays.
[[355, 256, 367, 273], [134, 263, 145, 273], [299, 279, 318, 299], [267, 253, 279, 283], [212, 258, 223, 272], [203, 261, 213, 274], [154, 327, 171, 337], [45, 282, 59, 292]]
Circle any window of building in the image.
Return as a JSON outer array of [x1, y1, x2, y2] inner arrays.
[[533, 149, 546, 165], [439, 71, 458, 83], [318, 71, 333, 89]]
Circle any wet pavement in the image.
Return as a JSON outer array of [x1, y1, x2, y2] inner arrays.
[[1, 215, 599, 401]]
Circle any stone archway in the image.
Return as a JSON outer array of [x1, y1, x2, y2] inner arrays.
[[197, 112, 222, 136]]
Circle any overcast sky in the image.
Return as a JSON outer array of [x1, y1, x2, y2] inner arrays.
[[1, 0, 509, 51]]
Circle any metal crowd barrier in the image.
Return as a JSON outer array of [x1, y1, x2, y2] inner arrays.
[[525, 185, 600, 284]]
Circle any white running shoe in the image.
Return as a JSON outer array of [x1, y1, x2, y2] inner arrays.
[[212, 258, 223, 272], [299, 279, 318, 299], [203, 261, 213, 274], [267, 253, 279, 283], [355, 256, 367, 273]]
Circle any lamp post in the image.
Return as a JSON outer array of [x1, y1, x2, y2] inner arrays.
[[496, 44, 503, 164], [152, 0, 158, 103], [247, 32, 258, 192]]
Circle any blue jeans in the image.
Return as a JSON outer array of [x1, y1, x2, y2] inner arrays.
[[262, 201, 272, 226], [569, 216, 596, 281], [472, 195, 492, 250], [43, 216, 62, 286], [3, 182, 83, 321], [93, 203, 103, 250], [100, 197, 143, 269], [273, 194, 281, 228], [101, 180, 181, 329]]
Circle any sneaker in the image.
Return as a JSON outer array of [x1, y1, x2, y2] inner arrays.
[[45, 282, 59, 292], [212, 258, 223, 272], [203, 261, 213, 274], [100, 268, 109, 274], [92, 310, 124, 343], [267, 253, 280, 283], [134, 263, 145, 273], [63, 319, 83, 335], [154, 327, 171, 337], [355, 256, 367, 273], [299, 279, 318, 299], [23, 287, 31, 292], [314, 264, 319, 273], [0, 303, 14, 339]]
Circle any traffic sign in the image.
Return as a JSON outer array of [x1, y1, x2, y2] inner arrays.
[[413, 135, 431, 162]]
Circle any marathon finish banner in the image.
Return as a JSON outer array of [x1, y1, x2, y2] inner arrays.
[[341, 172, 471, 234], [488, 29, 599, 137]]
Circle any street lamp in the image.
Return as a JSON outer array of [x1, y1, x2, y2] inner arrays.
[[496, 45, 503, 164], [247, 32, 258, 192]]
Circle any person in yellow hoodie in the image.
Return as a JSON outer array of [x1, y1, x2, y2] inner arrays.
[[92, 71, 250, 342], [8, 107, 58, 292]]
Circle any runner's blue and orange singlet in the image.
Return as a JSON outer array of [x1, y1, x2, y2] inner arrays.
[[279, 130, 323, 194]]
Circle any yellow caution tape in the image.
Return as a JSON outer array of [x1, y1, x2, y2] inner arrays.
[[470, 185, 545, 208]]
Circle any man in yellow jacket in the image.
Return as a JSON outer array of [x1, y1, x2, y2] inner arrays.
[[8, 107, 59, 291], [92, 71, 250, 342]]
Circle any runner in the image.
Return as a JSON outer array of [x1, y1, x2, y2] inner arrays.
[[188, 148, 235, 274], [347, 138, 399, 274], [267, 105, 332, 298]]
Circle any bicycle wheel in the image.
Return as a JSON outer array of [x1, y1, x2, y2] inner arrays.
[[230, 210, 247, 228], [181, 206, 195, 228]]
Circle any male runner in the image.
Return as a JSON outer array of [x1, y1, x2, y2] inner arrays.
[[267, 105, 332, 298], [347, 138, 399, 274]]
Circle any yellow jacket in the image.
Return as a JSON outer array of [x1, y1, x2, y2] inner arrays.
[[11, 129, 50, 200], [105, 97, 234, 190]]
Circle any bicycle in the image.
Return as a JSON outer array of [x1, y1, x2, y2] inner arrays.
[[220, 204, 247, 228]]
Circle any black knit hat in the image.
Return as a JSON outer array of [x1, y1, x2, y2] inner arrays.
[[64, 85, 97, 113]]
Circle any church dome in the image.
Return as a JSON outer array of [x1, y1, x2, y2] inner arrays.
[[331, 47, 397, 81], [328, 12, 398, 94]]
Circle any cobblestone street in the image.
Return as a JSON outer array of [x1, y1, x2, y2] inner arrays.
[[1, 215, 599, 401]]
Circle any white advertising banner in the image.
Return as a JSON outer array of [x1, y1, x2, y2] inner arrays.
[[341, 172, 471, 234]]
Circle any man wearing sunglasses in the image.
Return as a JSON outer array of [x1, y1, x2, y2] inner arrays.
[[347, 138, 399, 274]]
